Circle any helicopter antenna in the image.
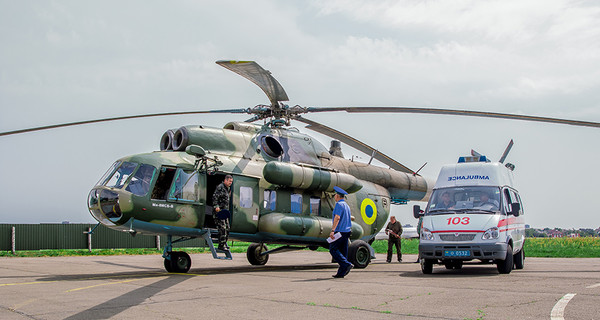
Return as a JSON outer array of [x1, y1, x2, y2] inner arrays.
[[368, 149, 377, 165], [413, 162, 427, 176], [499, 139, 514, 164]]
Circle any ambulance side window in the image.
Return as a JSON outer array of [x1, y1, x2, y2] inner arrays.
[[502, 188, 513, 214], [512, 190, 524, 215], [503, 188, 523, 215]]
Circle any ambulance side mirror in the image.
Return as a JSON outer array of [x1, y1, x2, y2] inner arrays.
[[413, 205, 423, 219], [510, 203, 521, 217]]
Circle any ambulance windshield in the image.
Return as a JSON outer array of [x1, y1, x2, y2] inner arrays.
[[427, 186, 501, 214]]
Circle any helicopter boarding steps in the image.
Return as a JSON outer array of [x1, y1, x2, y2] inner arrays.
[[202, 229, 232, 260]]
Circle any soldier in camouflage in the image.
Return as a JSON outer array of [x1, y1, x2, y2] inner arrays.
[[212, 175, 233, 250]]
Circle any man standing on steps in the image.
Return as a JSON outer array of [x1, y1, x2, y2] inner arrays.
[[213, 175, 233, 250]]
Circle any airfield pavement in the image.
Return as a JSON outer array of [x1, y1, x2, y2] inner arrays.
[[0, 252, 599, 320]]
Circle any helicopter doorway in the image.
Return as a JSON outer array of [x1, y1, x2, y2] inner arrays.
[[205, 173, 232, 229]]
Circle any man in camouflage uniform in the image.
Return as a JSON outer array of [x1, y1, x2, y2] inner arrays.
[[385, 215, 403, 263], [212, 175, 233, 250]]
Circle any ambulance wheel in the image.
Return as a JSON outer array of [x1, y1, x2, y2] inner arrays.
[[496, 244, 513, 274], [421, 259, 434, 274], [166, 251, 191, 273], [514, 247, 525, 269], [348, 240, 371, 268], [247, 243, 269, 265]]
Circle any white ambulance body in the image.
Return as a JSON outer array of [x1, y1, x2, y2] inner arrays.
[[414, 156, 525, 274]]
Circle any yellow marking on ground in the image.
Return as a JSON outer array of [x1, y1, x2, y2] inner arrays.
[[0, 280, 58, 287], [10, 298, 37, 311], [66, 278, 146, 292], [1, 272, 203, 291], [65, 273, 204, 292]]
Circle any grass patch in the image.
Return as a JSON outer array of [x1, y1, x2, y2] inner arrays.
[[524, 237, 600, 257]]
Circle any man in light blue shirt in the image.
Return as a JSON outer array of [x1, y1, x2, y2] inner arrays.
[[329, 186, 353, 278]]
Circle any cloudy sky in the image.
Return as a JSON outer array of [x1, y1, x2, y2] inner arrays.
[[1, 0, 599, 229]]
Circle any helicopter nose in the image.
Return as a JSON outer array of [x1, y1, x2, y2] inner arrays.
[[88, 188, 123, 226]]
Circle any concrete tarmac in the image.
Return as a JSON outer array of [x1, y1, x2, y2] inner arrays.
[[1, 252, 599, 319]]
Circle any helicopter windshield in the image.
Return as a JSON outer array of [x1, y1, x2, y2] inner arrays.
[[427, 186, 502, 215], [104, 162, 137, 189], [125, 164, 156, 196]]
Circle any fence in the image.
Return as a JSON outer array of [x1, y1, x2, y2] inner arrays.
[[0, 224, 206, 252]]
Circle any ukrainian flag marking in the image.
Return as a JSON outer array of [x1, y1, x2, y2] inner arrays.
[[360, 198, 377, 225]]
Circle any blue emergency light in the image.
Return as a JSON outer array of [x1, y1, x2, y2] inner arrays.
[[458, 156, 488, 163]]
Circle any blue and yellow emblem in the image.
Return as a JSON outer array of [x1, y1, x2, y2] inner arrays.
[[360, 198, 377, 225]]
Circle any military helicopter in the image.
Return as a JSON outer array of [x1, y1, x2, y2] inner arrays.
[[2, 60, 599, 273]]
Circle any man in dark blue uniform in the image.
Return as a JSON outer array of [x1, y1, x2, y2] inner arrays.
[[329, 186, 354, 278]]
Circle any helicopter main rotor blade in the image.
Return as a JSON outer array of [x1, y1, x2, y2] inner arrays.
[[296, 116, 415, 174], [305, 106, 600, 129], [216, 60, 289, 108], [0, 109, 248, 137]]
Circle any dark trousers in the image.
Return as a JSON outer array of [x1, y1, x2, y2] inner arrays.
[[213, 216, 230, 247], [387, 237, 402, 261], [329, 231, 352, 276]]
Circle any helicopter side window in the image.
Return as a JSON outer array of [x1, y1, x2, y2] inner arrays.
[[263, 190, 277, 211], [310, 197, 321, 215], [291, 193, 302, 214], [125, 164, 156, 196], [240, 187, 253, 208], [169, 169, 199, 202], [151, 167, 177, 200], [105, 162, 137, 189]]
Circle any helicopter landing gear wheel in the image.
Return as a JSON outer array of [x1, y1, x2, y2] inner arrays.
[[247, 243, 269, 265], [348, 240, 371, 269], [164, 251, 191, 273]]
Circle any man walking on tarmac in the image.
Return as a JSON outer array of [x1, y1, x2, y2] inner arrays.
[[329, 186, 354, 278], [385, 216, 403, 262]]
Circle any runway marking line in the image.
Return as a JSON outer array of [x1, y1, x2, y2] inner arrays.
[[0, 272, 202, 289], [65, 273, 204, 292], [550, 293, 576, 320], [10, 298, 37, 312], [66, 278, 145, 292], [0, 280, 59, 287], [586, 283, 600, 289]]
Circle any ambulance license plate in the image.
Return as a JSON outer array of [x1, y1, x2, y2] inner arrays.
[[444, 250, 470, 257]]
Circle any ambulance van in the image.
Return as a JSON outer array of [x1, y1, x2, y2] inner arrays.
[[413, 155, 525, 274]]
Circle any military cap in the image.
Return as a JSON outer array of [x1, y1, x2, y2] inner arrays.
[[333, 186, 348, 195]]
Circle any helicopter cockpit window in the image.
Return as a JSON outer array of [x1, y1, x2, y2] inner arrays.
[[310, 197, 321, 215], [263, 190, 277, 211], [169, 169, 198, 202], [151, 167, 177, 200], [96, 161, 120, 186], [239, 187, 253, 208], [125, 164, 156, 196], [105, 162, 137, 189], [291, 193, 302, 214], [427, 186, 501, 215]]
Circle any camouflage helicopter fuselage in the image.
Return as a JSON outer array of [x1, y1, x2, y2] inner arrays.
[[88, 121, 431, 248]]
